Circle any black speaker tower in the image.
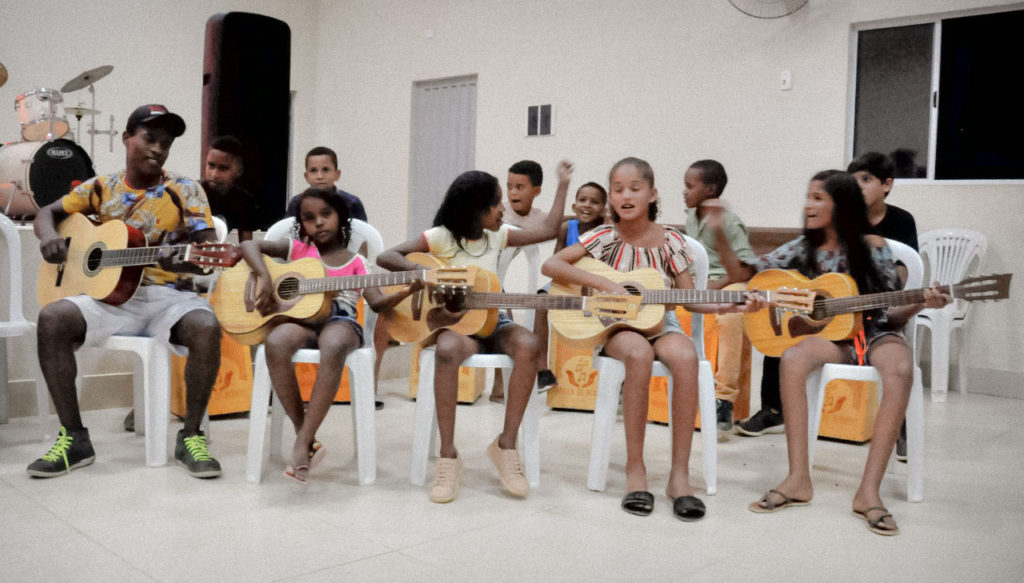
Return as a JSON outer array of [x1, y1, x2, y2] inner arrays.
[[202, 12, 291, 229]]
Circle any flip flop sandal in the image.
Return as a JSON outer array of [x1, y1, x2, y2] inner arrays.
[[749, 488, 811, 514], [309, 441, 326, 469], [621, 491, 655, 516], [671, 495, 706, 522], [284, 465, 310, 484], [853, 506, 900, 536]]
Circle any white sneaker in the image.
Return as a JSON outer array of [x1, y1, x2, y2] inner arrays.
[[429, 455, 463, 503], [487, 436, 529, 497]]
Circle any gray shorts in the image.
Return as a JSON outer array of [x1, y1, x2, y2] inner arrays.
[[63, 285, 213, 357]]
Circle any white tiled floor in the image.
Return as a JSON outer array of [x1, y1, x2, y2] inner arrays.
[[2, 375, 1024, 582]]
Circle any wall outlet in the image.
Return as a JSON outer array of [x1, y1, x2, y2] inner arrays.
[[780, 70, 792, 91]]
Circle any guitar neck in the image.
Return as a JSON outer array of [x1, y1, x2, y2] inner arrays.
[[295, 270, 424, 295], [638, 288, 752, 305], [820, 285, 949, 316], [460, 292, 592, 310], [97, 244, 192, 267]]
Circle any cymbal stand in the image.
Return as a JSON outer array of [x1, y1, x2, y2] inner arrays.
[[84, 84, 117, 156], [45, 95, 57, 141]]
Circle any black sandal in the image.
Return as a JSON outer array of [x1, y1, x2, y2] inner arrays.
[[621, 491, 655, 516], [671, 495, 706, 522]]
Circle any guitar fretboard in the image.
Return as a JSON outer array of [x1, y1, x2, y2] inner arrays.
[[96, 244, 192, 267], [638, 289, 754, 305], [460, 292, 596, 310], [285, 270, 426, 296]]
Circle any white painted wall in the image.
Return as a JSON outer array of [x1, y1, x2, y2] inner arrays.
[[1, 0, 1021, 407]]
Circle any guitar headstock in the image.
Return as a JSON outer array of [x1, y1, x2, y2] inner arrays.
[[950, 273, 1012, 302], [424, 266, 480, 288], [188, 243, 242, 268], [765, 287, 815, 314], [582, 294, 641, 320]]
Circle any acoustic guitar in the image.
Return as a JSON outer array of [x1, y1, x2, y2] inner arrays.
[[382, 253, 641, 344], [743, 268, 1012, 356], [548, 257, 814, 343], [210, 254, 426, 345], [37, 212, 240, 307]]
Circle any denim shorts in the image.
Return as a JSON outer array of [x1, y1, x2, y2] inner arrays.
[[322, 303, 365, 347], [649, 309, 684, 340]]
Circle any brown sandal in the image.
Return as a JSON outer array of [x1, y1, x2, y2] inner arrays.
[[852, 506, 899, 536], [749, 489, 810, 513]]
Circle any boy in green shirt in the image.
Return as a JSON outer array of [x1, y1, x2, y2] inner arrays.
[[683, 160, 755, 433]]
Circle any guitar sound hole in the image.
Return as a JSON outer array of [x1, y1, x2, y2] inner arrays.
[[86, 248, 103, 272], [623, 285, 642, 295], [277, 276, 299, 301]]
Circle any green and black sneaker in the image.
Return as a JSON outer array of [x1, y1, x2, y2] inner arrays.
[[27, 427, 96, 478], [175, 429, 221, 478]]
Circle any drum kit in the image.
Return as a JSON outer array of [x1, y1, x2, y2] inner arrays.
[[1, 65, 114, 220]]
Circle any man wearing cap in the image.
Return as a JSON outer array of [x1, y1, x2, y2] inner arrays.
[[29, 104, 223, 479]]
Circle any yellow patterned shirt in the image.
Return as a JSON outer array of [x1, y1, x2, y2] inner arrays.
[[60, 170, 214, 286]]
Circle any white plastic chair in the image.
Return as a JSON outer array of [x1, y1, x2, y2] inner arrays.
[[212, 216, 228, 243], [410, 238, 544, 488], [915, 229, 987, 402], [264, 217, 296, 242], [1, 215, 36, 424], [805, 239, 925, 502], [586, 235, 718, 495], [193, 217, 229, 292], [246, 218, 382, 484], [496, 237, 541, 330]]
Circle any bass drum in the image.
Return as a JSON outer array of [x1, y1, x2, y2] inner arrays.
[[0, 139, 95, 220]]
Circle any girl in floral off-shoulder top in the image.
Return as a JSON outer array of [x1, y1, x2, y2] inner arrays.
[[544, 157, 760, 522]]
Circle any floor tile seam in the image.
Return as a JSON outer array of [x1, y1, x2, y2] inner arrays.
[[266, 547, 438, 582], [4, 491, 159, 582]]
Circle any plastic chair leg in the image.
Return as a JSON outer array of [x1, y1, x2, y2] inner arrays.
[[519, 379, 541, 488], [587, 357, 625, 492], [955, 324, 968, 395], [929, 315, 951, 401], [410, 348, 437, 486], [347, 346, 377, 485], [697, 360, 717, 495], [0, 339, 8, 424], [905, 368, 925, 502], [246, 346, 272, 483], [140, 345, 171, 467], [805, 369, 826, 469]]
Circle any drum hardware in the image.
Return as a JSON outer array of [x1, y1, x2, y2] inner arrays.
[[1, 181, 19, 216], [61, 66, 114, 158], [60, 65, 113, 93], [0, 139, 95, 220], [67, 106, 101, 149], [89, 113, 119, 153], [66, 106, 100, 117], [15, 88, 69, 141]]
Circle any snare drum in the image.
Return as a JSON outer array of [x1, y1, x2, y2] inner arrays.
[[0, 139, 94, 219], [15, 88, 70, 141]]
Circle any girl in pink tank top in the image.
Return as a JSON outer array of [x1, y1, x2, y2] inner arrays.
[[238, 188, 419, 484]]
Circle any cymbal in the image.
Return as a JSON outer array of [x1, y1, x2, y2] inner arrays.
[[61, 65, 114, 93], [0, 62, 8, 88], [66, 106, 100, 117]]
